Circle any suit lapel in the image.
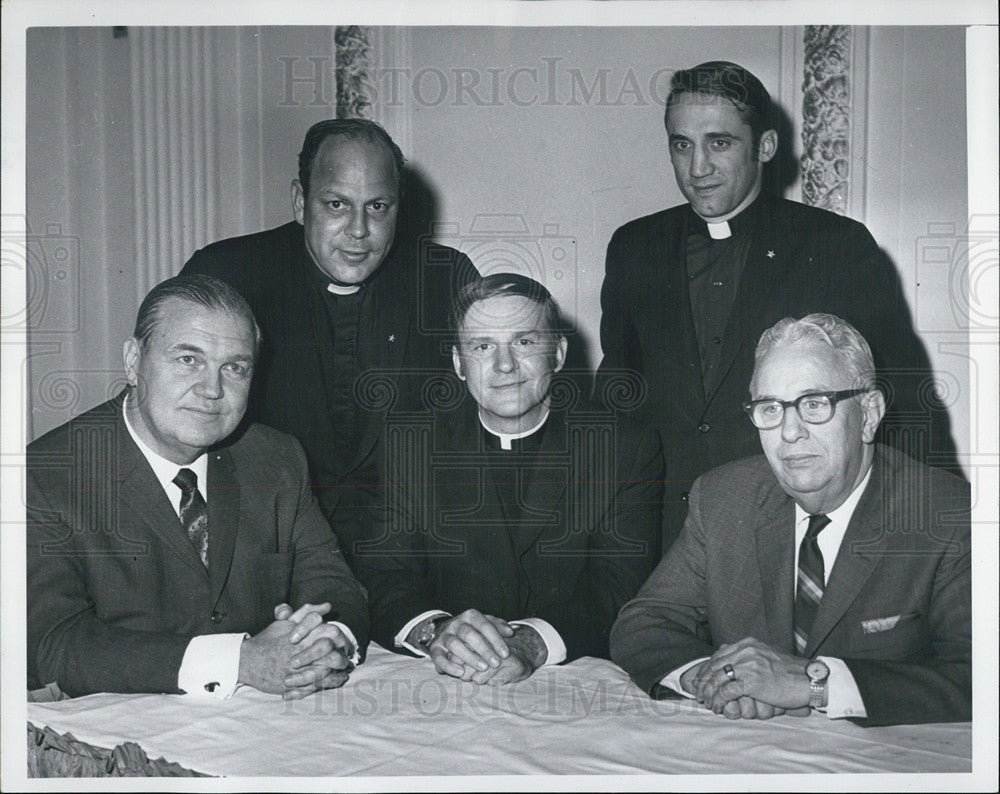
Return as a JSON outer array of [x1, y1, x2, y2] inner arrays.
[[348, 247, 414, 474], [292, 247, 341, 431], [667, 210, 708, 406], [708, 194, 796, 409], [806, 458, 887, 657], [514, 412, 568, 558], [206, 445, 241, 607], [753, 482, 797, 651], [114, 408, 207, 577]]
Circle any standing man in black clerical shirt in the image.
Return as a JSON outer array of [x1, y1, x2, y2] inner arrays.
[[595, 61, 956, 551], [182, 120, 477, 562]]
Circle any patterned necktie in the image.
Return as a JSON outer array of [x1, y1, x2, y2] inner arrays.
[[793, 513, 831, 654], [173, 468, 209, 567]]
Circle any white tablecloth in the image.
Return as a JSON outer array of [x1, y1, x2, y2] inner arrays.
[[26, 644, 971, 777]]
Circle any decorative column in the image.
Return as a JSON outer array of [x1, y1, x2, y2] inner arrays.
[[335, 26, 372, 119], [800, 25, 853, 214]]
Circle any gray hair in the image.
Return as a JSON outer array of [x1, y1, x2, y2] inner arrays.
[[751, 313, 876, 393]]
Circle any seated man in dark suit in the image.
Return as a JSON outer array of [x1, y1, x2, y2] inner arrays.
[[181, 119, 477, 563], [27, 275, 369, 699], [610, 313, 970, 726], [354, 274, 663, 684]]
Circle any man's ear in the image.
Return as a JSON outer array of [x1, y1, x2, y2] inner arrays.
[[291, 179, 305, 225], [123, 338, 140, 386], [757, 129, 778, 164], [860, 389, 887, 443], [553, 336, 568, 374], [452, 346, 466, 381]]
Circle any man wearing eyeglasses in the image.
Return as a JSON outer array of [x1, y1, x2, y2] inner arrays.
[[610, 314, 971, 727]]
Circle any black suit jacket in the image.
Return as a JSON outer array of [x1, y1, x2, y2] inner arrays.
[[26, 395, 370, 697], [181, 222, 478, 560], [610, 445, 971, 726], [354, 395, 664, 661], [596, 194, 957, 549]]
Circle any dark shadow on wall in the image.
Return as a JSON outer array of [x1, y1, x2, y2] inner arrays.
[[768, 101, 962, 477], [871, 244, 963, 479], [764, 101, 799, 198], [395, 164, 439, 246]]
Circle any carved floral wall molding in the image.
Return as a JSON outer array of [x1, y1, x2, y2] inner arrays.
[[801, 25, 852, 214]]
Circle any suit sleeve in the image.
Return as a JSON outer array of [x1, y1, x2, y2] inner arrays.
[[528, 424, 664, 661], [595, 227, 643, 406], [351, 445, 443, 653], [180, 244, 229, 280], [278, 436, 371, 657], [610, 473, 719, 694], [27, 469, 193, 696], [842, 525, 971, 726]]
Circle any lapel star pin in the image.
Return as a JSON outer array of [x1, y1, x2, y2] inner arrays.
[[388, 334, 396, 343], [766, 250, 775, 258]]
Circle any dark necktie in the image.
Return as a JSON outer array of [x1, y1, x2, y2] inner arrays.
[[173, 468, 209, 567], [793, 513, 831, 654]]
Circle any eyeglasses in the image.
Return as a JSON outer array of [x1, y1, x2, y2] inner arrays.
[[743, 388, 870, 429]]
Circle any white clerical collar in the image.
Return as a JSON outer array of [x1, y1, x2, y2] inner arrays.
[[122, 393, 209, 499], [793, 460, 874, 527], [327, 282, 361, 296], [696, 179, 763, 240], [479, 407, 550, 451]]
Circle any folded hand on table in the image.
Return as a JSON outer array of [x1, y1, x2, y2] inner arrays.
[[237, 603, 353, 699], [467, 624, 548, 685], [424, 609, 514, 681], [680, 637, 812, 720]]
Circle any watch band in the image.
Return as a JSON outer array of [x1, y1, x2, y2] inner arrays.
[[806, 659, 830, 709], [415, 615, 448, 651], [808, 679, 826, 709]]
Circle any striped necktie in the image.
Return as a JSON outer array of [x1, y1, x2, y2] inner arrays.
[[793, 513, 831, 654], [173, 468, 209, 567]]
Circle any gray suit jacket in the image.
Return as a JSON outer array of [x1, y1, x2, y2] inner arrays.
[[27, 394, 370, 696], [610, 444, 970, 726]]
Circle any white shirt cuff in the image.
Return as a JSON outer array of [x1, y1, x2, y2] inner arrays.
[[659, 657, 708, 698], [329, 621, 361, 666], [178, 633, 248, 699], [817, 656, 867, 719], [395, 610, 451, 657], [509, 618, 566, 666]]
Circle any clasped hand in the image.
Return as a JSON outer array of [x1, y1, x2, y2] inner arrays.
[[426, 609, 545, 685], [682, 637, 812, 720], [239, 602, 355, 700]]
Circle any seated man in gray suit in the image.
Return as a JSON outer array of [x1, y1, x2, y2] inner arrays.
[[610, 313, 970, 726], [27, 275, 369, 699], [355, 274, 662, 684]]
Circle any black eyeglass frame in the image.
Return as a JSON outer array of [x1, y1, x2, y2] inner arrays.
[[742, 388, 871, 429]]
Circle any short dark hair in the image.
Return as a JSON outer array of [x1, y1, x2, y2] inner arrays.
[[133, 274, 262, 354], [451, 273, 564, 338], [297, 118, 406, 198], [664, 61, 773, 144]]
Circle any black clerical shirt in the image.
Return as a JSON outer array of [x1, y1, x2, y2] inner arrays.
[[685, 193, 766, 395]]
